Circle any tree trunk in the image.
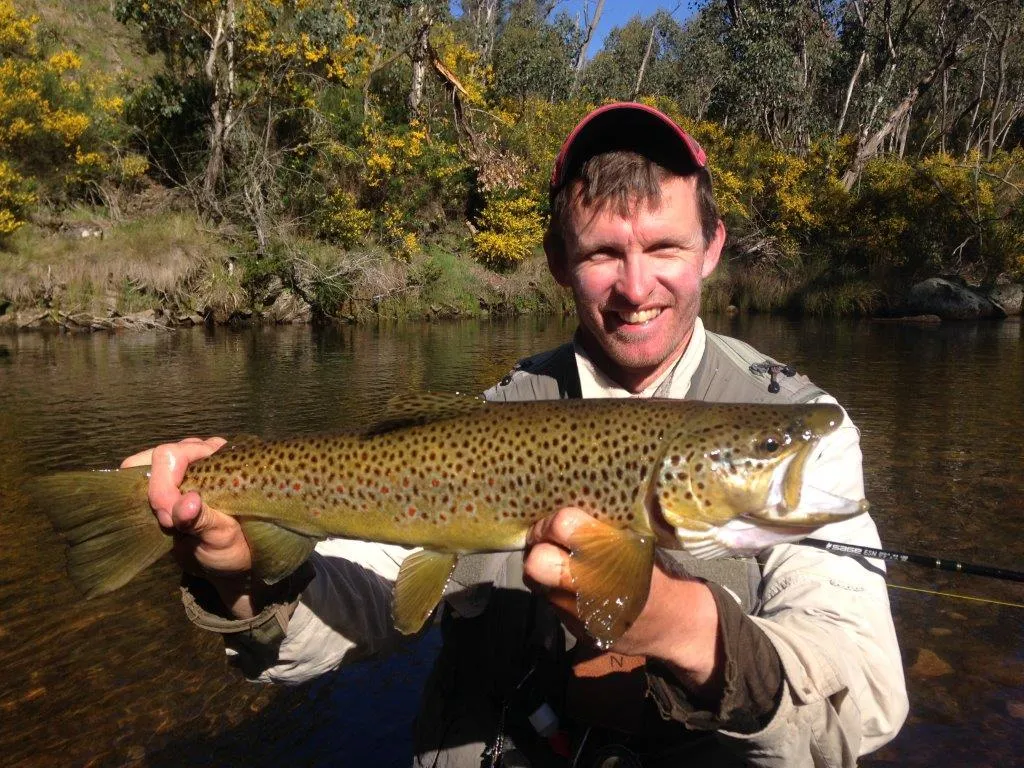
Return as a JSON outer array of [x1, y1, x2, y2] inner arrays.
[[407, 4, 432, 117], [842, 45, 962, 191], [632, 17, 659, 100], [571, 0, 605, 96], [203, 0, 236, 211]]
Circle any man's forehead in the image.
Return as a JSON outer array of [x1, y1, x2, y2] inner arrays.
[[566, 174, 699, 224]]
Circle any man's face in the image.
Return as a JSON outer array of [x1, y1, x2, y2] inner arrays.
[[549, 175, 725, 393]]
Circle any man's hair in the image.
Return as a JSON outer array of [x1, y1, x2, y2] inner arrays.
[[545, 150, 719, 259]]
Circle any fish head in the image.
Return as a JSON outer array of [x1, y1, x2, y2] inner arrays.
[[655, 403, 868, 548]]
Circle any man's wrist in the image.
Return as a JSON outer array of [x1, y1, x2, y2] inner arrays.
[[646, 577, 724, 702]]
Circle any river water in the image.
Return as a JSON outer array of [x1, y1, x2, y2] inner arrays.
[[1, 315, 1021, 767]]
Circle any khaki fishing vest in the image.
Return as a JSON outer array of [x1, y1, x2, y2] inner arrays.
[[412, 332, 826, 768]]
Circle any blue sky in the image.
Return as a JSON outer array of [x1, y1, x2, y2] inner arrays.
[[559, 1, 697, 54], [450, 2, 698, 58]]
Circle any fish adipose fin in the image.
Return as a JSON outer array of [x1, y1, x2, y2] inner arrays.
[[30, 467, 170, 599], [392, 549, 458, 634], [367, 393, 487, 435], [570, 523, 655, 649], [239, 520, 318, 584]]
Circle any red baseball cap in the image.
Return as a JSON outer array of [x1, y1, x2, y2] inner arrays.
[[550, 102, 707, 195]]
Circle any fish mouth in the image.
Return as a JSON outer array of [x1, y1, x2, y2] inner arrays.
[[752, 443, 868, 527]]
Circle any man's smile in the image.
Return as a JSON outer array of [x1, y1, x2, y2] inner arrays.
[[611, 307, 664, 326]]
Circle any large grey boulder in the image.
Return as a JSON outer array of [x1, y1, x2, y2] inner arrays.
[[905, 278, 1006, 320], [988, 283, 1023, 316]]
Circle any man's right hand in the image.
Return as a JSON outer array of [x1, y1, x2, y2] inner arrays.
[[121, 437, 259, 618]]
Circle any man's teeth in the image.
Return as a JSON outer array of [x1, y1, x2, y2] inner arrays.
[[619, 308, 662, 324]]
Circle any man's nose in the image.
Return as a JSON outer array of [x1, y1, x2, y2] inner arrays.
[[616, 254, 654, 305]]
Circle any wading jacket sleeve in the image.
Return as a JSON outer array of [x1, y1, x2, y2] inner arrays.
[[207, 333, 908, 768]]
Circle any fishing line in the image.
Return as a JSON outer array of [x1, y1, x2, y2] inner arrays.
[[886, 583, 1024, 609]]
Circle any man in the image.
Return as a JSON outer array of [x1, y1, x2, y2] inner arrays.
[[125, 103, 907, 766]]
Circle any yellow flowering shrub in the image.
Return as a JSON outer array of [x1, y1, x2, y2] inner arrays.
[[0, 0, 129, 226], [474, 194, 544, 269], [317, 189, 373, 247], [0, 159, 35, 237]]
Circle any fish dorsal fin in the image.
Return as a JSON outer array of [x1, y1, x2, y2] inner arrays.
[[570, 523, 655, 649], [392, 549, 458, 635], [367, 393, 487, 435], [239, 519, 318, 585], [219, 434, 264, 455]]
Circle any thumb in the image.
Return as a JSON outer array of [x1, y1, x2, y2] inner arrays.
[[170, 491, 205, 534]]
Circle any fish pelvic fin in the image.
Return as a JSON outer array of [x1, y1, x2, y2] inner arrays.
[[238, 520, 318, 585], [367, 392, 487, 435], [30, 467, 170, 599], [570, 524, 655, 649], [392, 549, 458, 635]]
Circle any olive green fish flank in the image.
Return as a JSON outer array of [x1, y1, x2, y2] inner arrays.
[[32, 394, 868, 648]]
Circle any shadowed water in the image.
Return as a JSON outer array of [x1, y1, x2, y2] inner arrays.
[[0, 315, 1021, 767]]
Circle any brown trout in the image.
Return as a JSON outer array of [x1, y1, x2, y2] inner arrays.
[[33, 394, 867, 646]]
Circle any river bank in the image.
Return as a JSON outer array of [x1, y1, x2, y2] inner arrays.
[[1, 210, 1020, 333]]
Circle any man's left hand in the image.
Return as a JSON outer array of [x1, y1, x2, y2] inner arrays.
[[524, 507, 724, 698]]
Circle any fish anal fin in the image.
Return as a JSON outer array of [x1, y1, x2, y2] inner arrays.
[[239, 519, 317, 584], [367, 393, 487, 435], [570, 523, 655, 649], [392, 549, 458, 635]]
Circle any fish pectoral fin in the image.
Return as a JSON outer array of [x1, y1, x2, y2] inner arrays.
[[392, 549, 458, 635], [570, 525, 655, 649], [675, 519, 807, 559], [367, 393, 487, 435], [239, 520, 318, 585]]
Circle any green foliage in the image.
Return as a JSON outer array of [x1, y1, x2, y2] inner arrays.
[[850, 150, 1023, 284], [4, 1, 1020, 319]]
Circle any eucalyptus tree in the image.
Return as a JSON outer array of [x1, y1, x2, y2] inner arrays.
[[488, 2, 579, 105], [581, 12, 684, 101]]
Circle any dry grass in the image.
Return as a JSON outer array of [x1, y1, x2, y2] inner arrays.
[[0, 212, 230, 314]]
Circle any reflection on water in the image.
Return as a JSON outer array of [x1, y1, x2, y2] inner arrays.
[[0, 316, 1021, 767]]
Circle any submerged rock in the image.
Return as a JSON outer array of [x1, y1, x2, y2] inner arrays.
[[906, 278, 1006, 320], [910, 648, 954, 678]]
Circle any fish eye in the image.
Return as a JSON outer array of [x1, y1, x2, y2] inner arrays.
[[761, 437, 780, 453]]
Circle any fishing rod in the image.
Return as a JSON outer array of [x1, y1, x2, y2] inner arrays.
[[801, 538, 1024, 583]]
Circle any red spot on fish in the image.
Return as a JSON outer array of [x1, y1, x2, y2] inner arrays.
[[407, 506, 417, 517], [431, 478, 440, 488], [380, 486, 390, 495], [233, 478, 240, 488], [293, 482, 302, 491], [336, 484, 345, 493]]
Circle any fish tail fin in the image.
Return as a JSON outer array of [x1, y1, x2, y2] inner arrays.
[[570, 523, 655, 649], [30, 467, 170, 598]]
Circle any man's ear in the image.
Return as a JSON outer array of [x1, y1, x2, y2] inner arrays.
[[701, 219, 726, 279], [544, 231, 571, 287]]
